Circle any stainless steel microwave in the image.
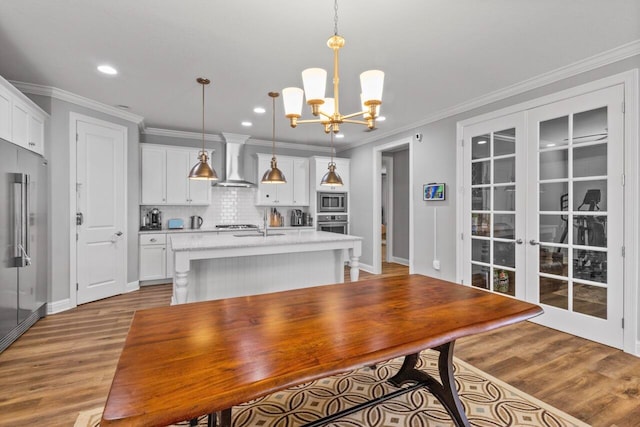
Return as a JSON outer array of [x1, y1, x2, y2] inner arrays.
[[317, 192, 347, 213]]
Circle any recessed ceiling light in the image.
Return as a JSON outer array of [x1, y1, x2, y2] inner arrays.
[[97, 64, 118, 75], [477, 140, 487, 145], [335, 134, 345, 139], [253, 107, 266, 114], [241, 121, 252, 127], [377, 116, 386, 121]]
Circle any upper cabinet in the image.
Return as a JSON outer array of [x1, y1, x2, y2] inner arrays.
[[140, 144, 212, 206], [310, 156, 350, 192], [0, 76, 47, 155], [256, 154, 309, 206]]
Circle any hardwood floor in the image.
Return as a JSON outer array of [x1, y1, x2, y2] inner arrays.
[[1, 260, 638, 426]]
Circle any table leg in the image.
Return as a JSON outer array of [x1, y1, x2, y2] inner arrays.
[[388, 341, 470, 427]]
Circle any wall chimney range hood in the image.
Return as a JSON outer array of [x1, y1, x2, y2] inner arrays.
[[214, 133, 256, 188]]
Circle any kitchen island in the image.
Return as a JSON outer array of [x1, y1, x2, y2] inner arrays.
[[170, 231, 362, 304]]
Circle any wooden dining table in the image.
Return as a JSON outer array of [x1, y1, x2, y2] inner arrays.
[[101, 274, 543, 427]]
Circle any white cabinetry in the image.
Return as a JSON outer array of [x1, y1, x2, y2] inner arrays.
[[256, 154, 309, 206], [140, 144, 211, 205], [0, 76, 47, 155], [139, 234, 167, 281], [310, 156, 350, 192]]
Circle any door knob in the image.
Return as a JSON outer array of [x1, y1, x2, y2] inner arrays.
[[529, 239, 539, 245], [115, 231, 123, 237], [516, 238, 523, 244]]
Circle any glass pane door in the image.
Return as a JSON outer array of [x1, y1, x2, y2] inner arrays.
[[464, 114, 525, 298], [527, 85, 624, 348]]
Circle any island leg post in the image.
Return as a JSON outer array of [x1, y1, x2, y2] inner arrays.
[[349, 240, 362, 282], [173, 251, 190, 305]]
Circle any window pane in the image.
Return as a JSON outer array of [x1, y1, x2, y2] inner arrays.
[[540, 149, 568, 180], [472, 239, 490, 263], [472, 134, 490, 160], [539, 246, 568, 277], [574, 144, 607, 177], [540, 277, 568, 309], [539, 214, 567, 244], [573, 283, 607, 319], [494, 157, 515, 184], [472, 161, 491, 185], [493, 241, 515, 268], [494, 186, 515, 211], [472, 213, 491, 237], [573, 107, 607, 145], [540, 182, 568, 212], [493, 269, 515, 296], [494, 128, 516, 156], [573, 249, 607, 284], [573, 216, 607, 247], [574, 180, 607, 211], [471, 264, 490, 289], [494, 214, 515, 239], [540, 116, 569, 148], [472, 188, 491, 210]]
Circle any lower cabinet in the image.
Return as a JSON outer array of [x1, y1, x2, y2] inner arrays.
[[139, 233, 167, 281]]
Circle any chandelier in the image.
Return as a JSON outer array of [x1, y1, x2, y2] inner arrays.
[[282, 0, 384, 134]]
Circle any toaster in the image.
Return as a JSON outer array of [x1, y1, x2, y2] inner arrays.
[[168, 218, 184, 229]]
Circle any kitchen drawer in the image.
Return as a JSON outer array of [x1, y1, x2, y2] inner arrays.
[[139, 233, 166, 245]]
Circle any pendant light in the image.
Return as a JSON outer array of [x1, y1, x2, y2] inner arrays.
[[320, 131, 343, 186], [188, 77, 219, 180], [261, 92, 286, 184]]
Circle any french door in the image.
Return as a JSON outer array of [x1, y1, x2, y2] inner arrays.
[[526, 85, 624, 348], [463, 113, 526, 299], [462, 85, 625, 348]]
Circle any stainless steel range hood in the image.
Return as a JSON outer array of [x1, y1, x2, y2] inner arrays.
[[214, 133, 255, 188]]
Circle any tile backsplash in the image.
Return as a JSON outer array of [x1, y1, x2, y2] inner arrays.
[[141, 187, 299, 229]]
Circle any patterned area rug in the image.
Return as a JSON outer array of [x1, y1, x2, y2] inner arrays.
[[75, 350, 589, 427]]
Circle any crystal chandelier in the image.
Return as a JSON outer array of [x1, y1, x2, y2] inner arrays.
[[282, 0, 384, 135]]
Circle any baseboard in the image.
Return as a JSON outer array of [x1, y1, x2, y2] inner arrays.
[[47, 298, 74, 314], [390, 256, 410, 266], [358, 262, 375, 274], [126, 280, 140, 293], [635, 340, 640, 357]]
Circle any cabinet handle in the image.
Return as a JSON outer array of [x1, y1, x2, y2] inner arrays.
[[150, 238, 157, 242], [29, 142, 35, 146]]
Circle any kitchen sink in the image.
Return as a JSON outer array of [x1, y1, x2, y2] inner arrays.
[[233, 233, 286, 237]]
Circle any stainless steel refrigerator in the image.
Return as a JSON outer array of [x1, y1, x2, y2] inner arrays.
[[0, 139, 47, 353]]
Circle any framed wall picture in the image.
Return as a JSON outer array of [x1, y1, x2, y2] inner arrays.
[[423, 183, 445, 201]]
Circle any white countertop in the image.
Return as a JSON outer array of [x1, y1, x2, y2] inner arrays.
[[170, 230, 361, 251], [139, 226, 315, 234]]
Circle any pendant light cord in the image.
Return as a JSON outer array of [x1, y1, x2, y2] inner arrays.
[[334, 0, 339, 36], [272, 94, 276, 157], [201, 81, 205, 154]]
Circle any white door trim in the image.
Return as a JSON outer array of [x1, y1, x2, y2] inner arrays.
[[456, 69, 639, 356], [372, 137, 413, 274], [68, 112, 128, 308], [382, 155, 394, 263]]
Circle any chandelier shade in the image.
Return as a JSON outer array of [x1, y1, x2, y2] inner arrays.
[[188, 77, 219, 181], [281, 0, 384, 134]]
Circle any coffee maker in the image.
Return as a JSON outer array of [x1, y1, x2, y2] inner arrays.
[[149, 207, 162, 229], [290, 209, 303, 226]]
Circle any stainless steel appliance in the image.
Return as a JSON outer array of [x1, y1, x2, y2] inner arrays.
[[317, 192, 347, 213], [317, 214, 348, 234], [1, 140, 47, 353], [290, 209, 303, 226], [149, 208, 162, 229], [215, 224, 259, 230], [190, 215, 203, 229]]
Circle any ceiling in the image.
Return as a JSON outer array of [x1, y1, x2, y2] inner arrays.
[[0, 0, 638, 149]]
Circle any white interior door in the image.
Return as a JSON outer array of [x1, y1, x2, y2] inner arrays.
[[76, 118, 126, 304], [526, 85, 624, 348], [463, 113, 526, 298]]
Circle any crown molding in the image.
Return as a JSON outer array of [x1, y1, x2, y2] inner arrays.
[[245, 138, 333, 153], [142, 127, 224, 142], [10, 80, 145, 125], [341, 39, 640, 152]]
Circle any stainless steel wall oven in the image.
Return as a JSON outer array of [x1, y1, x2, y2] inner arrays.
[[317, 214, 348, 234]]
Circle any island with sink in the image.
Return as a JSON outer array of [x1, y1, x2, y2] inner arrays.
[[169, 230, 362, 304]]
